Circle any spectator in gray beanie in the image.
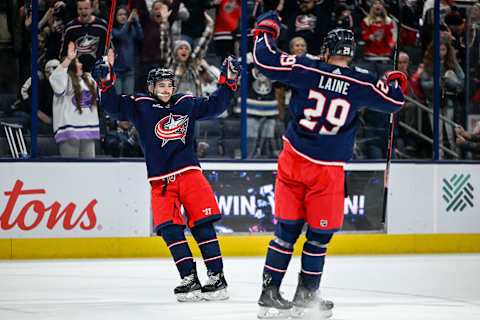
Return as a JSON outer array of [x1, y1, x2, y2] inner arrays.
[[162, 12, 214, 96]]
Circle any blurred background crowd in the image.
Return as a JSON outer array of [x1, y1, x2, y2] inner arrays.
[[0, 0, 479, 160]]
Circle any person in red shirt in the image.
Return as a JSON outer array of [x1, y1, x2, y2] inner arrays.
[[212, 0, 241, 61], [360, 0, 395, 76]]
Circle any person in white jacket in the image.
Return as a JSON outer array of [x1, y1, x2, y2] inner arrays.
[[49, 41, 100, 158]]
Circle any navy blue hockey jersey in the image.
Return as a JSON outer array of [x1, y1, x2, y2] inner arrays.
[[100, 85, 234, 181], [253, 33, 404, 165], [61, 17, 108, 72]]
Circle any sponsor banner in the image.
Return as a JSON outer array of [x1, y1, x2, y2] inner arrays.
[[0, 162, 386, 238], [0, 163, 150, 238], [206, 170, 384, 233], [436, 166, 479, 233], [387, 164, 480, 234]]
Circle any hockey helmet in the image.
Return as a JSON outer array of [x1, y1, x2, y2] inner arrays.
[[146, 68, 176, 93], [320, 28, 356, 58]]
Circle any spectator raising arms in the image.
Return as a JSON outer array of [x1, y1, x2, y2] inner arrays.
[[163, 12, 214, 97], [136, 0, 182, 89], [49, 42, 100, 158], [360, 0, 394, 64], [112, 6, 143, 95], [180, 0, 210, 48], [211, 0, 241, 61], [60, 0, 108, 73]]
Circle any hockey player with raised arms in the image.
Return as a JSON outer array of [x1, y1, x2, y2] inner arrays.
[[253, 11, 406, 319], [92, 50, 241, 302]]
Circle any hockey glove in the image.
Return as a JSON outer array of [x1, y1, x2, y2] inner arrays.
[[384, 70, 407, 94], [254, 10, 281, 40], [92, 59, 116, 92], [219, 55, 242, 91]]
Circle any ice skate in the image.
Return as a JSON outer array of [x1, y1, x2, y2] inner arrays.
[[291, 274, 333, 319], [174, 263, 203, 302], [257, 273, 292, 319], [202, 270, 229, 301]]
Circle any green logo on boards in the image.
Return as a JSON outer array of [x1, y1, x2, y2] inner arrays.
[[442, 174, 474, 212]]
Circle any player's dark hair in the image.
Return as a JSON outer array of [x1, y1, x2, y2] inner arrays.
[[67, 59, 98, 114]]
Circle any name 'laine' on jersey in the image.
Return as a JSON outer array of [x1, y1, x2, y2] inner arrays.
[[317, 75, 350, 95]]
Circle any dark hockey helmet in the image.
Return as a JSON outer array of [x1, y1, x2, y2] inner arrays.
[[146, 68, 176, 93], [320, 28, 356, 58]]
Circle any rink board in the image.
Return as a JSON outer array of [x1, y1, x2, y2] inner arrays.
[[0, 160, 479, 259]]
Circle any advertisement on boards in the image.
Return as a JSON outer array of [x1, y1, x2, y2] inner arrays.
[[436, 166, 480, 233], [0, 162, 150, 238], [0, 162, 386, 238], [387, 163, 480, 234], [205, 170, 385, 233]]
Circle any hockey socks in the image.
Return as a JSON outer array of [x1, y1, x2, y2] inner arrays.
[[191, 223, 223, 274], [264, 222, 303, 287], [300, 231, 333, 290], [264, 238, 294, 286], [161, 224, 194, 278]]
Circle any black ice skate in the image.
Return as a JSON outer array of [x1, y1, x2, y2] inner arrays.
[[174, 263, 203, 302], [291, 274, 333, 319], [257, 272, 292, 319], [202, 270, 229, 301]]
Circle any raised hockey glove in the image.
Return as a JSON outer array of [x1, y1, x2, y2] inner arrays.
[[219, 55, 242, 91], [254, 10, 281, 40], [92, 59, 116, 92], [384, 70, 407, 94]]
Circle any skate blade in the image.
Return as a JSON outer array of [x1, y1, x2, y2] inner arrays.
[[290, 306, 333, 319], [257, 306, 291, 319], [175, 289, 203, 302], [203, 288, 229, 301]]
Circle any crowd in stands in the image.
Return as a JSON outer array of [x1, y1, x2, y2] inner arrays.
[[2, 0, 480, 160]]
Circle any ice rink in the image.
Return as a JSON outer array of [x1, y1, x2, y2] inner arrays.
[[1, 254, 479, 320]]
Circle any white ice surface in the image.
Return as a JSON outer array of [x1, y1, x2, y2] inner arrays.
[[1, 254, 479, 320]]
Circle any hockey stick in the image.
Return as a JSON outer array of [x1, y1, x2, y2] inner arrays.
[[104, 0, 118, 56], [381, 4, 402, 224]]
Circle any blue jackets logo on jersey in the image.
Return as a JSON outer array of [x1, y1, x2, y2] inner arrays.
[[155, 114, 189, 146], [75, 34, 100, 58]]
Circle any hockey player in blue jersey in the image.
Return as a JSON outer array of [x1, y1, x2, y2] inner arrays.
[[253, 11, 406, 319], [92, 50, 241, 302]]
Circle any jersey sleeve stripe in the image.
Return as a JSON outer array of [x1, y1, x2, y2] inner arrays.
[[92, 24, 108, 32], [252, 35, 292, 72], [135, 97, 155, 102], [175, 95, 194, 104], [64, 24, 83, 33], [292, 64, 404, 106], [264, 34, 277, 54]]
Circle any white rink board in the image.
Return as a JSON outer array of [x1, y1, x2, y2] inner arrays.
[[0, 162, 150, 238], [0, 161, 479, 238], [387, 163, 480, 234]]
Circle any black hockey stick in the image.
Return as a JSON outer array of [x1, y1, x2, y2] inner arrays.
[[381, 3, 402, 224]]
